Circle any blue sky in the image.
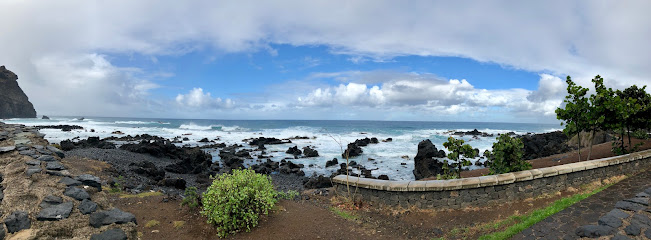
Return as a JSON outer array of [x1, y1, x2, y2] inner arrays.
[[110, 44, 541, 100], [1, 1, 650, 123]]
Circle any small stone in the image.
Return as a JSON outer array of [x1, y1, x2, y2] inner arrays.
[[64, 187, 90, 200], [19, 150, 36, 156], [37, 155, 56, 162], [615, 200, 646, 211], [75, 174, 102, 191], [36, 202, 73, 221], [575, 225, 614, 238], [90, 229, 128, 240], [39, 195, 63, 208], [631, 214, 651, 227], [0, 224, 5, 240], [25, 160, 40, 166], [624, 197, 649, 206], [26, 166, 41, 176], [0, 146, 16, 153], [79, 199, 98, 214], [645, 229, 651, 239], [599, 214, 623, 228], [59, 177, 82, 186], [625, 223, 641, 236], [4, 211, 31, 233], [46, 170, 69, 177], [605, 209, 630, 219], [47, 146, 65, 158], [645, 187, 651, 195], [89, 208, 137, 228], [46, 161, 66, 170], [612, 234, 633, 240], [635, 192, 650, 198]]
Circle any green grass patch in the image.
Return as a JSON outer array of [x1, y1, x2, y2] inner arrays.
[[145, 220, 160, 228], [329, 207, 358, 221], [119, 191, 163, 198], [478, 183, 612, 240], [173, 221, 186, 229]]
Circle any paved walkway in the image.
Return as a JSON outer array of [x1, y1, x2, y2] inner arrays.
[[512, 169, 651, 239]]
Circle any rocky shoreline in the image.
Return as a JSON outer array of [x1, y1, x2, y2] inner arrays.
[[0, 122, 137, 239]]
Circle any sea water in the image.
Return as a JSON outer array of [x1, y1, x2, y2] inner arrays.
[[4, 117, 560, 180]]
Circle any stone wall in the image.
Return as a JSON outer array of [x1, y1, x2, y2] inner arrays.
[[332, 149, 651, 209]]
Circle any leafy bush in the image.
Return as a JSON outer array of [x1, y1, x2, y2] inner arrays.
[[484, 134, 531, 175], [181, 186, 201, 209], [201, 169, 278, 238], [278, 190, 300, 200]]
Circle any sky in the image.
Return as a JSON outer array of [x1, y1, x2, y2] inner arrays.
[[1, 1, 650, 123]]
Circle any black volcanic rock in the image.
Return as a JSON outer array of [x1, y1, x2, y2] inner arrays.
[[0, 66, 36, 118], [519, 131, 572, 160], [412, 139, 447, 180]]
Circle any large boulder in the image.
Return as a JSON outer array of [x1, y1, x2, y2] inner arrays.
[[412, 139, 447, 180], [302, 146, 319, 157], [519, 131, 572, 160], [285, 146, 302, 156], [0, 66, 36, 118], [342, 143, 363, 158]]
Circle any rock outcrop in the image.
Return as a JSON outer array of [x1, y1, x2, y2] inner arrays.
[[0, 66, 36, 118], [412, 139, 447, 180]]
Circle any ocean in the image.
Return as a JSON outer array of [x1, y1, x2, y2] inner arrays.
[[4, 117, 560, 180]]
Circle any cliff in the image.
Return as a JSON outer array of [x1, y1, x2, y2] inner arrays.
[[0, 65, 36, 118]]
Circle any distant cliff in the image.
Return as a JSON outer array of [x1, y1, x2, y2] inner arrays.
[[0, 66, 36, 118]]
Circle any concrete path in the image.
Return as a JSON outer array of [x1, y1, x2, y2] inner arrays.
[[512, 169, 651, 239]]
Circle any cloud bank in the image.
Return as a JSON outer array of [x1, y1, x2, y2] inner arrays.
[[0, 0, 648, 121]]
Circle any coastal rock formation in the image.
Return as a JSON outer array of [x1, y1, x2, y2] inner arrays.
[[412, 139, 447, 180], [0, 66, 37, 118], [519, 131, 572, 160]]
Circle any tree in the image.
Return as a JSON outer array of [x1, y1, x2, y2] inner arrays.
[[442, 136, 477, 179], [585, 75, 608, 160], [484, 134, 531, 174], [616, 85, 650, 151], [555, 76, 590, 161]]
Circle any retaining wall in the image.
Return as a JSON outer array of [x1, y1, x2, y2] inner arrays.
[[332, 149, 651, 209]]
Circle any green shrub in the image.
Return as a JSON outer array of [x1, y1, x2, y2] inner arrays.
[[484, 134, 531, 175], [181, 186, 201, 209], [201, 169, 278, 238], [278, 190, 300, 200]]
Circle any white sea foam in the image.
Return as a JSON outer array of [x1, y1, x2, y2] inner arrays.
[[4, 117, 557, 181]]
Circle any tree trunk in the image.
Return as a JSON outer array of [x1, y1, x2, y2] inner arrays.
[[627, 126, 632, 152], [587, 129, 595, 161], [621, 130, 625, 153], [577, 132, 582, 161]]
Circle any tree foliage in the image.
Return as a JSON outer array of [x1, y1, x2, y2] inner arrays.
[[555, 76, 590, 161], [442, 136, 477, 179], [484, 134, 531, 175], [556, 75, 650, 156]]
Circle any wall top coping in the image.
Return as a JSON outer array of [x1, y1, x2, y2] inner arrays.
[[332, 149, 651, 192]]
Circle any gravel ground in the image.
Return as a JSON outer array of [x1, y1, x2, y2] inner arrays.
[[65, 147, 307, 195]]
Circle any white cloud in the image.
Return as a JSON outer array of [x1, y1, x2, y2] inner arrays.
[[1, 0, 649, 120], [296, 71, 566, 120], [175, 88, 234, 109], [21, 53, 160, 116]]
